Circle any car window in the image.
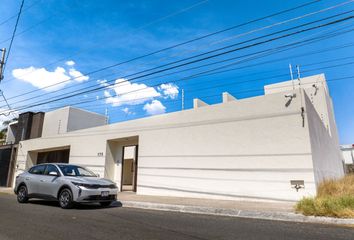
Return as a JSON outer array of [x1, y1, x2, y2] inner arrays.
[[43, 164, 59, 175], [58, 165, 96, 177], [29, 165, 46, 175]]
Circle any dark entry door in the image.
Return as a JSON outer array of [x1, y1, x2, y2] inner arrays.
[[0, 147, 12, 187]]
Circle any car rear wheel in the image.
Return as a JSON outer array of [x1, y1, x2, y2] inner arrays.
[[17, 185, 29, 203], [58, 189, 74, 209], [99, 201, 112, 207]]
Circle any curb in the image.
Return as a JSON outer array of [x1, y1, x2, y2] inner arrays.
[[121, 200, 354, 225]]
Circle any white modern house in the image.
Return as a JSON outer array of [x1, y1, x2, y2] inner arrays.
[[13, 74, 345, 202]]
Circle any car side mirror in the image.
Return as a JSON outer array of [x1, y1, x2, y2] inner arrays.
[[49, 171, 59, 176]]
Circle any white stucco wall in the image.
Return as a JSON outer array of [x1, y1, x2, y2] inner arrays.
[[41, 107, 107, 137], [304, 93, 345, 183], [41, 107, 70, 137], [265, 74, 334, 137], [67, 107, 107, 132], [15, 89, 317, 202]]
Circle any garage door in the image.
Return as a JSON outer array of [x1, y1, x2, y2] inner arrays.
[[37, 149, 70, 164]]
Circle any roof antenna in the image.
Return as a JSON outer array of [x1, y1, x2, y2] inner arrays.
[[289, 63, 295, 91], [181, 89, 185, 110], [296, 65, 301, 89], [105, 108, 109, 124]]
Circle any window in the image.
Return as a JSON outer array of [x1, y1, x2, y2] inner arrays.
[[44, 164, 59, 175], [29, 165, 46, 175]]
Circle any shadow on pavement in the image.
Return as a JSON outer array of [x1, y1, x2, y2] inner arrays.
[[27, 199, 123, 210]]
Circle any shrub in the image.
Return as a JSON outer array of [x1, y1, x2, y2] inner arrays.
[[295, 174, 354, 218]]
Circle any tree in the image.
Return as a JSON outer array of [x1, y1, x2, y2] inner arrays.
[[0, 117, 18, 140]]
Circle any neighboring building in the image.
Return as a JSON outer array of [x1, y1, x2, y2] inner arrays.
[[5, 121, 18, 144], [41, 106, 107, 137], [0, 112, 45, 187], [13, 74, 344, 202], [0, 107, 107, 187], [340, 144, 354, 174], [341, 144, 354, 164]]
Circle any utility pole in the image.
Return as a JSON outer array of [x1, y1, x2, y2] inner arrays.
[[0, 48, 6, 82]]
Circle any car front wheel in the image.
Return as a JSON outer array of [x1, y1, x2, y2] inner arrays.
[[58, 189, 74, 209], [17, 185, 29, 203]]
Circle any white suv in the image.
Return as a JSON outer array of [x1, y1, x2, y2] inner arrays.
[[14, 163, 118, 209]]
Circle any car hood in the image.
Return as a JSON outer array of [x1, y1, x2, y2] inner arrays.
[[66, 176, 114, 185]]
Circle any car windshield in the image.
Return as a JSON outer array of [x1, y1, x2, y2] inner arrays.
[[58, 165, 97, 177]]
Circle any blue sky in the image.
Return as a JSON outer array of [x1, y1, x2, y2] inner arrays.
[[0, 0, 354, 144]]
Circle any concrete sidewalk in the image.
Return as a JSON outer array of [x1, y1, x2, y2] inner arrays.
[[0, 187, 14, 194], [118, 192, 294, 212], [118, 192, 354, 225]]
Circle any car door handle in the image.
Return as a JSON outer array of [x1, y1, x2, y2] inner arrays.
[[40, 179, 46, 182], [25, 177, 30, 180]]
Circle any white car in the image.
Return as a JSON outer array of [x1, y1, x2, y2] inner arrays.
[[14, 163, 118, 209]]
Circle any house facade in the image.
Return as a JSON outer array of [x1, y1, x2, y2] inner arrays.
[[13, 74, 345, 202]]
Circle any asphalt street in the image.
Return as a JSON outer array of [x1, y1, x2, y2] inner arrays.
[[0, 193, 353, 240]]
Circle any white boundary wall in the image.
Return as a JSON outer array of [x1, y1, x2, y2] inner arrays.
[[14, 74, 343, 202]]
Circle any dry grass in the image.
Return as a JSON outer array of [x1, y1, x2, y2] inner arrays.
[[296, 174, 354, 218]]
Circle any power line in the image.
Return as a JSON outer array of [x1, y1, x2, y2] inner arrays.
[[12, 15, 350, 108], [27, 44, 354, 112], [0, 90, 17, 118], [43, 60, 354, 112], [5, 20, 351, 111], [4, 19, 354, 115], [3, 10, 352, 109], [28, 75, 354, 134], [136, 15, 354, 84], [6, 49, 354, 115], [0, 0, 40, 27], [0, 0, 210, 84], [1, 0, 24, 82], [0, 0, 322, 88]]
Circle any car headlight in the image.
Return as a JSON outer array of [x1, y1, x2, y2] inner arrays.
[[71, 182, 101, 189], [72, 182, 89, 188]]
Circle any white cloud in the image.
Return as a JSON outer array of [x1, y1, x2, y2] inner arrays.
[[143, 100, 166, 115], [69, 68, 89, 82], [12, 62, 88, 91], [158, 83, 179, 99], [122, 107, 135, 115], [12, 66, 71, 91], [97, 79, 109, 87], [104, 78, 160, 106], [65, 60, 75, 66]]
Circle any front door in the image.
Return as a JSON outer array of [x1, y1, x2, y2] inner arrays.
[[121, 145, 138, 192]]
